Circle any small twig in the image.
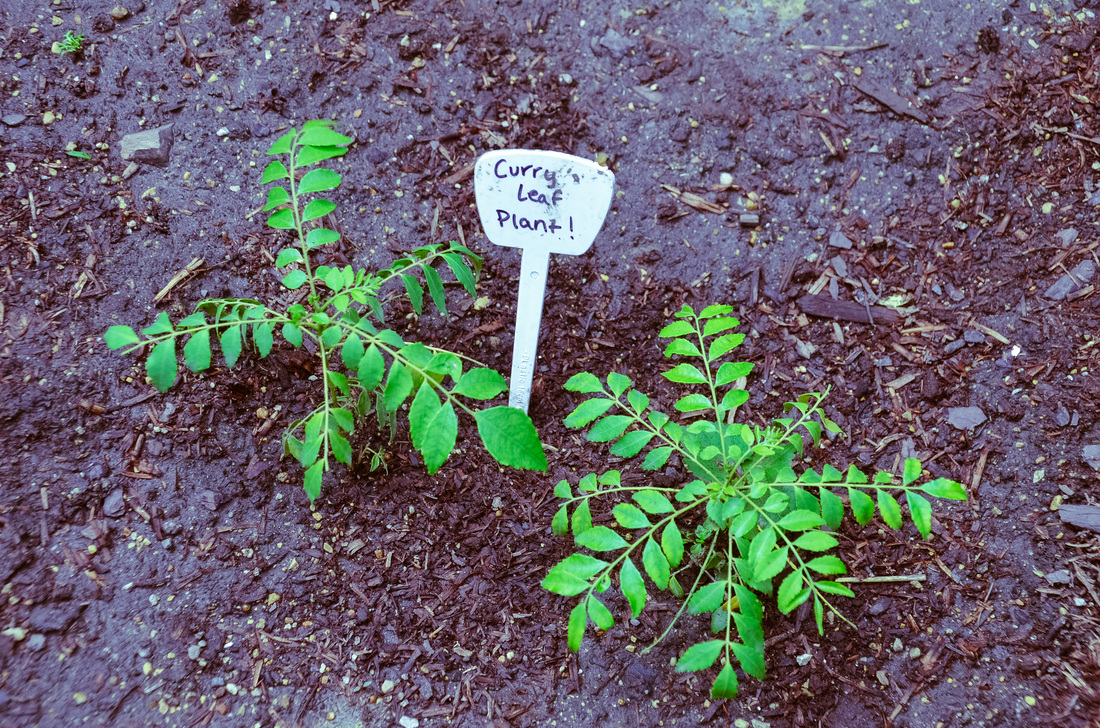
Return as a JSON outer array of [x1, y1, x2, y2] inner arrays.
[[836, 573, 926, 584], [153, 257, 204, 302]]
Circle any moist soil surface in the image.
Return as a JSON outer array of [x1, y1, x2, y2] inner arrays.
[[2, 1, 1100, 727]]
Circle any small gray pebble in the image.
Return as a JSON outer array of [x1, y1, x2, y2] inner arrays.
[[188, 645, 201, 660]]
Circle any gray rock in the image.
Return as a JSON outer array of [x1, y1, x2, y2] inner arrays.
[[1059, 504, 1100, 534], [1, 114, 26, 127], [1055, 228, 1078, 245], [1044, 259, 1096, 300], [27, 603, 81, 633], [829, 230, 853, 249], [119, 123, 175, 167], [1054, 405, 1071, 427], [597, 28, 634, 58], [103, 488, 126, 518], [868, 597, 892, 616], [1083, 445, 1100, 471], [188, 645, 201, 660], [1044, 569, 1072, 585], [946, 406, 986, 430], [963, 329, 986, 344], [25, 634, 46, 651]]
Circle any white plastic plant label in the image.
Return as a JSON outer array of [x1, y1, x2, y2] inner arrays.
[[474, 149, 615, 413]]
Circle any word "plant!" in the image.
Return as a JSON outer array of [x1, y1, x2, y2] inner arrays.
[[107, 121, 546, 500], [542, 304, 965, 698]]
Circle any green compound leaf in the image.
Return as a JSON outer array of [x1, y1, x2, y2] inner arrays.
[[105, 325, 140, 349], [662, 522, 684, 568], [298, 168, 341, 193], [542, 554, 607, 596], [777, 509, 825, 531], [401, 274, 424, 315], [612, 503, 651, 529], [146, 339, 177, 392], [620, 558, 646, 618], [358, 344, 384, 390], [846, 464, 869, 484], [473, 406, 548, 471], [902, 457, 922, 486], [805, 555, 846, 575], [907, 491, 933, 540], [877, 490, 903, 530], [302, 199, 336, 222], [383, 362, 413, 411], [793, 531, 839, 552], [423, 264, 447, 314], [563, 398, 615, 428], [642, 446, 674, 471], [610, 430, 655, 457], [820, 487, 844, 530], [266, 208, 295, 229], [848, 487, 874, 525], [408, 384, 457, 474], [658, 320, 694, 338], [282, 270, 308, 290], [220, 326, 242, 368], [303, 460, 324, 502], [564, 372, 605, 394], [676, 640, 723, 672], [587, 597, 614, 632], [586, 415, 633, 442], [453, 369, 507, 399], [634, 490, 674, 514], [777, 570, 810, 613], [342, 334, 364, 371], [263, 186, 289, 211], [687, 581, 726, 614], [567, 601, 586, 652], [183, 329, 211, 372], [715, 361, 754, 386], [327, 370, 350, 396], [921, 478, 968, 500], [306, 228, 340, 249], [261, 160, 289, 183], [575, 526, 628, 552], [554, 480, 571, 498], [254, 322, 273, 357], [663, 363, 708, 384], [711, 661, 739, 700], [642, 537, 670, 589]]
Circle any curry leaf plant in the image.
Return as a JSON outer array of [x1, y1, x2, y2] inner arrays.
[[542, 303, 966, 699], [105, 120, 546, 500]]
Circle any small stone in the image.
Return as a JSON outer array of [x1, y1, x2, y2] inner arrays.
[[216, 127, 230, 137], [110, 5, 130, 20], [188, 645, 201, 660], [121, 162, 140, 180], [199, 490, 220, 511], [42, 111, 56, 126], [829, 230, 853, 249], [398, 718, 419, 728], [225, 683, 239, 696], [119, 123, 175, 167], [909, 647, 921, 659], [211, 677, 225, 687], [963, 329, 986, 344], [103, 488, 126, 518], [558, 73, 574, 85], [1059, 504, 1100, 534], [28, 603, 81, 633], [669, 119, 691, 143], [795, 653, 812, 666], [1054, 405, 1071, 427], [868, 597, 892, 616], [1083, 445, 1100, 471], [74, 693, 87, 704], [719, 172, 734, 186], [1044, 259, 1096, 300], [380, 679, 395, 694], [1, 114, 26, 127], [892, 638, 903, 652], [1055, 228, 1078, 245], [1044, 569, 1071, 585], [597, 28, 634, 58], [947, 406, 986, 430], [26, 634, 46, 651]]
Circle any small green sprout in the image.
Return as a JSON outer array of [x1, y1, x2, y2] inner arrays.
[[58, 31, 84, 55]]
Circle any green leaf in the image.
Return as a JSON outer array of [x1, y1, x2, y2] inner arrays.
[[66, 150, 92, 160], [664, 339, 702, 357], [661, 522, 684, 568], [266, 208, 295, 229], [729, 511, 757, 538], [220, 326, 242, 368], [612, 503, 651, 529], [605, 372, 632, 397], [254, 322, 273, 357], [401, 274, 424, 315], [620, 559, 646, 618], [752, 547, 788, 583], [748, 527, 777, 566], [907, 491, 933, 540], [877, 491, 903, 529], [567, 602, 586, 652], [848, 488, 874, 525], [642, 446, 673, 471], [453, 369, 506, 399], [408, 384, 457, 473], [708, 333, 745, 359], [687, 581, 726, 614], [298, 168, 341, 193], [306, 228, 340, 249], [703, 316, 740, 336], [358, 344, 384, 389], [805, 555, 846, 575], [563, 398, 615, 428], [642, 538, 670, 589], [296, 145, 348, 167], [820, 488, 844, 529], [564, 372, 604, 394], [542, 554, 608, 596], [715, 361, 753, 386], [275, 248, 302, 268], [676, 640, 723, 672], [587, 415, 632, 442], [571, 499, 592, 535], [902, 457, 921, 486], [302, 199, 335, 222], [442, 252, 477, 295], [588, 597, 614, 631], [383, 363, 413, 411], [146, 339, 177, 392], [610, 430, 655, 457], [711, 662, 739, 700], [551, 505, 569, 536], [633, 490, 674, 514], [266, 131, 293, 155], [658, 320, 694, 337], [261, 160, 289, 183], [777, 509, 825, 531], [674, 394, 711, 412], [423, 264, 447, 314], [142, 312, 174, 336], [281, 323, 303, 347], [105, 325, 140, 349], [298, 126, 352, 147], [330, 429, 352, 465], [474, 406, 548, 471], [282, 270, 308, 290], [183, 329, 211, 372], [921, 478, 968, 500], [699, 304, 734, 318], [846, 464, 868, 484], [575, 526, 628, 552], [303, 460, 324, 502], [330, 407, 354, 432], [554, 480, 571, 498], [793, 531, 838, 552], [263, 186, 289, 212], [777, 570, 809, 613], [663, 363, 708, 384], [815, 580, 855, 597], [342, 334, 364, 371]]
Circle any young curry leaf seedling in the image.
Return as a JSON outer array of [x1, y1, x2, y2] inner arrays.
[[106, 120, 547, 500], [542, 304, 966, 699]]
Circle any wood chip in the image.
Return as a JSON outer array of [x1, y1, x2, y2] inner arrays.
[[797, 294, 902, 325], [851, 78, 929, 123]]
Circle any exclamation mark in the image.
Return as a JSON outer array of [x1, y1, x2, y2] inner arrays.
[[569, 216, 574, 240]]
